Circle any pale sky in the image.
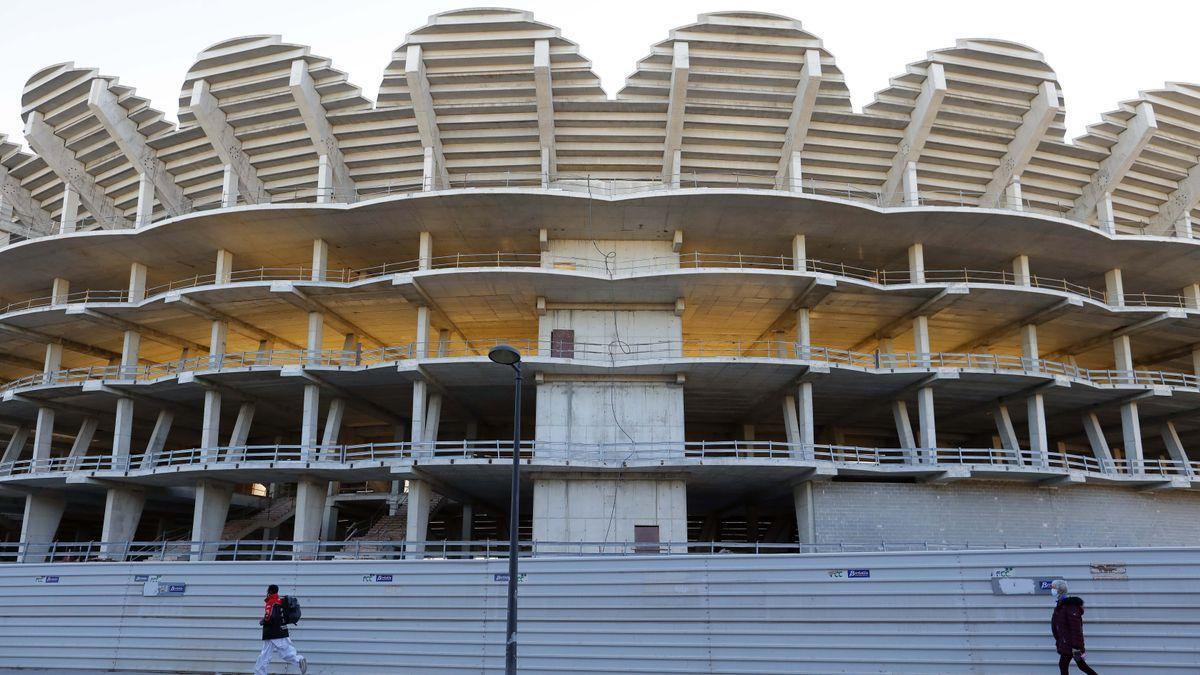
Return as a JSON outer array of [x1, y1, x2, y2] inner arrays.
[[0, 0, 1196, 148]]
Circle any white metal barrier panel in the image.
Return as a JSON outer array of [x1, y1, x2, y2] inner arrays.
[[0, 547, 1196, 673]]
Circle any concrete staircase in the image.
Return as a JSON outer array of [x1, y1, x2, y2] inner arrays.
[[221, 496, 296, 541], [348, 493, 446, 542]]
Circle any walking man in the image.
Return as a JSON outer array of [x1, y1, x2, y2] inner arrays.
[[256, 584, 307, 674], [1050, 579, 1098, 674]]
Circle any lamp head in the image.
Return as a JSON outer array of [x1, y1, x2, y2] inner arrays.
[[488, 344, 521, 366]]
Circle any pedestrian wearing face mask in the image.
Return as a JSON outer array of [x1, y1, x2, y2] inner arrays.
[[1049, 579, 1098, 674]]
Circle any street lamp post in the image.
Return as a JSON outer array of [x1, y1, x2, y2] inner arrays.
[[488, 344, 522, 675]]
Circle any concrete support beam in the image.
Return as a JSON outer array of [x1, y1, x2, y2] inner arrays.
[[2, 427, 29, 466], [68, 417, 97, 461], [1083, 412, 1115, 470], [188, 79, 266, 205], [1027, 393, 1049, 467], [907, 243, 925, 283], [1069, 102, 1158, 225], [405, 478, 433, 559], [1160, 421, 1194, 476], [404, 46, 450, 192], [289, 60, 354, 202], [271, 283, 385, 348], [0, 163, 54, 233], [321, 398, 346, 450], [165, 294, 301, 350], [1121, 402, 1144, 472], [140, 410, 173, 469], [782, 394, 801, 446], [66, 307, 206, 354], [0, 323, 120, 362], [112, 397, 135, 459], [423, 393, 442, 444], [993, 404, 1022, 463], [793, 482, 815, 544], [24, 111, 131, 229], [32, 407, 54, 470], [775, 50, 823, 189], [87, 79, 189, 218], [892, 400, 916, 450], [796, 381, 815, 454], [1049, 309, 1183, 359], [1148, 153, 1200, 235], [100, 488, 145, 560], [662, 41, 690, 185], [300, 385, 320, 459], [59, 184, 78, 233], [200, 389, 221, 461], [293, 478, 328, 547], [533, 39, 556, 184], [916, 386, 937, 462], [980, 81, 1061, 208], [190, 479, 232, 560], [881, 63, 947, 206], [19, 492, 65, 563], [228, 403, 255, 448], [410, 380, 427, 450]]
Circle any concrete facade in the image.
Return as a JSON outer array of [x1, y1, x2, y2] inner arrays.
[[532, 474, 688, 550]]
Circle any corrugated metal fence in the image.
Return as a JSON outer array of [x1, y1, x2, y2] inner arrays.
[[0, 547, 1196, 673]]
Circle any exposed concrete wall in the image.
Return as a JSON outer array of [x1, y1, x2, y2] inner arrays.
[[532, 474, 687, 550], [810, 479, 1200, 547], [538, 309, 681, 352], [543, 239, 677, 271], [535, 382, 684, 445]]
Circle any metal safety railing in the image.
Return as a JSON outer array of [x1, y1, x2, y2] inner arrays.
[[1, 440, 1194, 481]]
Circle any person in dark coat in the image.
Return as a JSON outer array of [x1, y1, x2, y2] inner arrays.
[[255, 584, 307, 674], [1050, 580, 1098, 674]]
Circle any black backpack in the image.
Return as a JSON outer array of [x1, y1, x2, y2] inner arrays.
[[282, 595, 302, 624]]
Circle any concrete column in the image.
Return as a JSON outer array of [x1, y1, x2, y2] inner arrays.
[[127, 262, 147, 303], [740, 424, 756, 442], [892, 400, 916, 451], [321, 398, 346, 456], [42, 341, 62, 384], [112, 397, 135, 461], [209, 320, 227, 368], [907, 243, 925, 284], [912, 315, 931, 363], [1026, 394, 1048, 467], [1004, 176, 1023, 211], [2, 427, 29, 466], [59, 185, 79, 233], [67, 417, 98, 465], [415, 305, 430, 357], [316, 154, 334, 203], [540, 148, 551, 188], [140, 410, 174, 468], [461, 503, 474, 542], [32, 407, 54, 471], [1097, 192, 1116, 234], [916, 387, 937, 463], [1105, 268, 1124, 307], [1160, 421, 1194, 476], [1192, 346, 1200, 379], [1082, 412, 1115, 471], [306, 312, 324, 364], [422, 147, 436, 192], [405, 479, 433, 559], [1175, 215, 1194, 239], [993, 404, 1022, 464], [791, 234, 806, 271], [293, 478, 328, 549], [418, 231, 433, 270], [51, 277, 70, 306], [782, 394, 801, 448], [228, 403, 255, 450], [795, 308, 811, 355], [215, 249, 234, 285], [792, 482, 816, 544], [1120, 402, 1144, 472], [1020, 324, 1039, 370], [786, 151, 803, 191], [796, 382, 814, 452], [200, 389, 222, 461], [423, 394, 442, 444], [1012, 254, 1031, 286], [411, 380, 428, 453], [311, 238, 328, 281], [902, 160, 919, 206], [120, 330, 141, 378], [100, 488, 145, 560], [300, 385, 320, 459], [190, 480, 233, 560], [135, 173, 154, 226], [19, 492, 66, 563], [669, 149, 682, 189], [220, 164, 239, 208]]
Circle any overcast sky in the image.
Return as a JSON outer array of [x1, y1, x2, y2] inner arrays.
[[0, 0, 1196, 148]]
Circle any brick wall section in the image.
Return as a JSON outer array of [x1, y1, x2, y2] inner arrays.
[[813, 479, 1200, 547]]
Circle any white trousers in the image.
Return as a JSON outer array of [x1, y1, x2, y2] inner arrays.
[[255, 637, 303, 674]]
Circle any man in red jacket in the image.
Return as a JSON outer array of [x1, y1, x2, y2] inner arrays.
[[255, 584, 307, 674], [1050, 580, 1098, 674]]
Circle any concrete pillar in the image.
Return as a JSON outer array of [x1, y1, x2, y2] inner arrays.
[[1105, 268, 1124, 307], [100, 488, 145, 560], [135, 173, 155, 226], [892, 400, 916, 451], [127, 262, 147, 303], [51, 277, 70, 306], [1004, 176, 1023, 211], [415, 305, 430, 357], [993, 404, 1022, 464], [795, 308, 811, 355], [912, 315, 931, 362], [1113, 334, 1134, 372], [405, 479, 433, 559], [1160, 421, 1194, 476], [411, 380, 428, 453], [902, 160, 919, 206], [306, 312, 324, 364], [32, 407, 54, 471], [1082, 412, 1115, 471], [907, 243, 925, 284], [793, 482, 816, 544], [786, 151, 803, 191], [1097, 192, 1116, 234], [1183, 283, 1200, 311], [916, 386, 937, 463], [1192, 346, 1200, 379], [293, 478, 328, 550], [200, 389, 222, 461], [220, 164, 239, 208], [1012, 254, 1031, 286], [418, 231, 433, 270], [209, 320, 227, 368], [1020, 324, 1039, 370], [59, 185, 78, 234], [1026, 394, 1048, 467], [2, 427, 29, 466], [423, 394, 442, 444], [782, 394, 801, 447], [228, 403, 255, 449], [796, 382, 814, 452], [300, 385, 320, 459], [140, 410, 174, 468], [1121, 402, 1144, 472], [791, 234, 806, 271], [120, 330, 141, 378], [67, 417, 98, 465], [321, 398, 346, 454], [311, 238, 328, 281], [1174, 215, 1194, 239], [19, 492, 66, 563], [112, 397, 135, 461], [422, 147, 436, 192], [669, 149, 682, 189], [215, 249, 234, 285], [316, 154, 334, 203], [190, 480, 233, 560], [540, 147, 551, 188], [741, 424, 756, 442], [461, 503, 474, 542]]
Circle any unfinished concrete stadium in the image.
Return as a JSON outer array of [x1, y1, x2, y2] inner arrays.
[[0, 5, 1199, 574]]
